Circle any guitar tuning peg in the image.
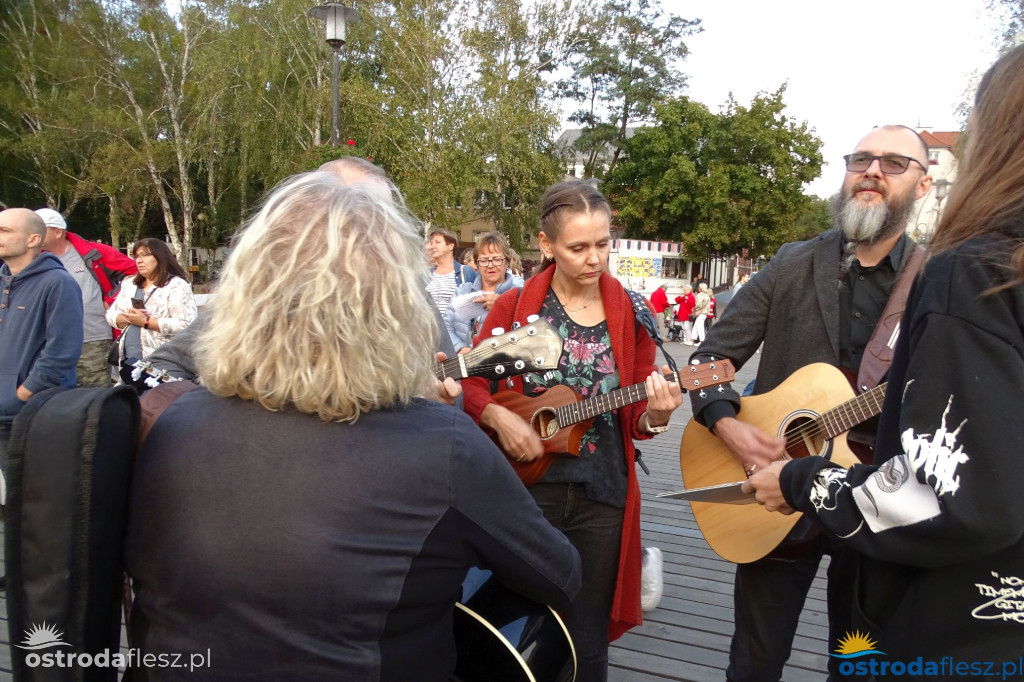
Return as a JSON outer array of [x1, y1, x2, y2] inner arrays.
[[491, 327, 505, 336], [526, 314, 539, 323]]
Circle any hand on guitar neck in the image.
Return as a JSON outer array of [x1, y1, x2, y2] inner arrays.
[[429, 352, 463, 405], [711, 417, 787, 477]]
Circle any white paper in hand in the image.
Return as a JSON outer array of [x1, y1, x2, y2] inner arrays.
[[449, 292, 489, 320]]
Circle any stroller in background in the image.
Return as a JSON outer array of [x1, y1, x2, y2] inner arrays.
[[667, 304, 685, 341]]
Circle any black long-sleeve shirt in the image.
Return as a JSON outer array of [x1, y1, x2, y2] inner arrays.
[[781, 230, 1024, 662], [126, 390, 580, 680]]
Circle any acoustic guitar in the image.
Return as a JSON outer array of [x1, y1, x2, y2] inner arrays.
[[495, 360, 735, 486], [454, 567, 576, 682], [678, 363, 886, 564]]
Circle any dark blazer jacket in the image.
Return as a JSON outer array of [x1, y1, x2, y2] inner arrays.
[[689, 229, 919, 422]]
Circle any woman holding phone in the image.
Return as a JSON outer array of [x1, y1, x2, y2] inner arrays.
[[106, 238, 197, 359]]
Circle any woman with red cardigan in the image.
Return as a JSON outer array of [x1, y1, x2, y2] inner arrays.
[[461, 180, 683, 681]]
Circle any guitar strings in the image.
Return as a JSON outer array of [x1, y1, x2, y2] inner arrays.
[[770, 395, 881, 450]]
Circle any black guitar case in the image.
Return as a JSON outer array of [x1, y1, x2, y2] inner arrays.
[[5, 385, 140, 681]]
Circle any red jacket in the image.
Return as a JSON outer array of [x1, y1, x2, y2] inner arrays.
[[65, 231, 138, 307], [649, 286, 668, 314], [462, 266, 657, 640], [674, 293, 695, 321]]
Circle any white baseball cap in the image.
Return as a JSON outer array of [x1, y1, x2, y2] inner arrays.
[[34, 208, 67, 231]]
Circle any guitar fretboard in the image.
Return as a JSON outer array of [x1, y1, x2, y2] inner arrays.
[[554, 372, 681, 426], [818, 383, 887, 439]]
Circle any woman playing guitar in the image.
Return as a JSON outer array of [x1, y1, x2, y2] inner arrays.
[[461, 180, 684, 681]]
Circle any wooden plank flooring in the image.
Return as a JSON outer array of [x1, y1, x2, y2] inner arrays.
[[0, 340, 832, 681]]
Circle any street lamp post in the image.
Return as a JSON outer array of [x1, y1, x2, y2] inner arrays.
[[308, 2, 360, 147]]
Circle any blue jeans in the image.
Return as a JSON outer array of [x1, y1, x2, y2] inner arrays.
[[530, 483, 624, 682], [727, 534, 856, 682]]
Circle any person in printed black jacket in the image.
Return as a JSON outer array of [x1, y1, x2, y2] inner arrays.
[[125, 172, 580, 681], [745, 44, 1024, 667]]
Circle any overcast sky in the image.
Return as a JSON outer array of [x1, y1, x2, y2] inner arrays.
[[663, 0, 1005, 197]]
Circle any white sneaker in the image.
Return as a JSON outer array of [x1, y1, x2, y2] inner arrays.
[[640, 547, 664, 612]]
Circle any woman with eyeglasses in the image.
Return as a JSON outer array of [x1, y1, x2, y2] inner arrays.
[[443, 231, 524, 354], [106, 238, 197, 360]]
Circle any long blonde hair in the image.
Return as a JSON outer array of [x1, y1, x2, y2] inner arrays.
[[197, 171, 437, 421]]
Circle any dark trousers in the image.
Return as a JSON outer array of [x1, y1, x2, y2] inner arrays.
[[727, 535, 857, 682], [530, 483, 624, 682], [0, 421, 10, 478]]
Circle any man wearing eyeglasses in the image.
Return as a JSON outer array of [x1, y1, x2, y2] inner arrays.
[[686, 125, 932, 681]]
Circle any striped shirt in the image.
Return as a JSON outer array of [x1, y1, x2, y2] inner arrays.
[[426, 271, 458, 315]]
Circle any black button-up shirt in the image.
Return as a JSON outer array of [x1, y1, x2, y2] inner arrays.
[[838, 233, 909, 374]]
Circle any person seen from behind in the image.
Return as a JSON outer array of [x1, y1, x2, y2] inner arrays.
[[124, 171, 580, 680]]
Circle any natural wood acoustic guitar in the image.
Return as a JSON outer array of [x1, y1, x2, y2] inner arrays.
[[679, 363, 886, 564], [495, 360, 735, 486]]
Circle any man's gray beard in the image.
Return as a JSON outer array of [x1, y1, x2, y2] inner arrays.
[[835, 194, 914, 246], [834, 186, 917, 279]]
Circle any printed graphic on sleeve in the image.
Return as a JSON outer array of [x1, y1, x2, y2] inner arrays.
[[851, 395, 967, 534], [810, 467, 848, 513]]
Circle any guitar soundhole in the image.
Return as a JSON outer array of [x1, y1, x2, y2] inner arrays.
[[532, 408, 560, 440], [781, 414, 828, 459]]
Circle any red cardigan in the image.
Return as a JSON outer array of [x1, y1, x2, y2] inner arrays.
[[461, 265, 657, 640]]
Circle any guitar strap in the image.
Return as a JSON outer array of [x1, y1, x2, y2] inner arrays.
[[625, 290, 678, 374], [856, 244, 926, 393]]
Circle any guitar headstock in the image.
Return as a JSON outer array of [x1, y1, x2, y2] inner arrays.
[[674, 359, 735, 392], [461, 318, 563, 381], [128, 360, 182, 393]]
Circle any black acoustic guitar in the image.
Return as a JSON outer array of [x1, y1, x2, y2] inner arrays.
[[454, 567, 576, 682]]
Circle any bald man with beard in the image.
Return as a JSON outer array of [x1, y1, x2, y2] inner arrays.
[[684, 126, 933, 681]]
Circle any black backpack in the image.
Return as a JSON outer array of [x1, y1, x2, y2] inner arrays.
[[5, 385, 139, 681]]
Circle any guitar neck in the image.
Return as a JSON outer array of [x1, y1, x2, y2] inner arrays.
[[554, 372, 679, 426], [818, 382, 887, 438], [434, 356, 467, 380]]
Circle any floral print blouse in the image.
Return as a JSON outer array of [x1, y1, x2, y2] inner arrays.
[[521, 289, 628, 507]]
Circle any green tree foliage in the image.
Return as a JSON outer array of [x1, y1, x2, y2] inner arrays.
[[605, 86, 824, 260], [559, 0, 700, 178]]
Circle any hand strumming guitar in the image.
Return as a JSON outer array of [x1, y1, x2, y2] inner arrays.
[[479, 402, 545, 463], [712, 417, 786, 478]]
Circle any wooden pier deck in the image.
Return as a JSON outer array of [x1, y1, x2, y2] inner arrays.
[[609, 341, 830, 681], [0, 341, 831, 681]]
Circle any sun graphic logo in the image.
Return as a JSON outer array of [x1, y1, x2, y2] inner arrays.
[[17, 623, 73, 651], [831, 630, 886, 659]]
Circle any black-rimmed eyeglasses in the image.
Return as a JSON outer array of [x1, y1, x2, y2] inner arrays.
[[843, 153, 928, 175], [477, 257, 506, 267]]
